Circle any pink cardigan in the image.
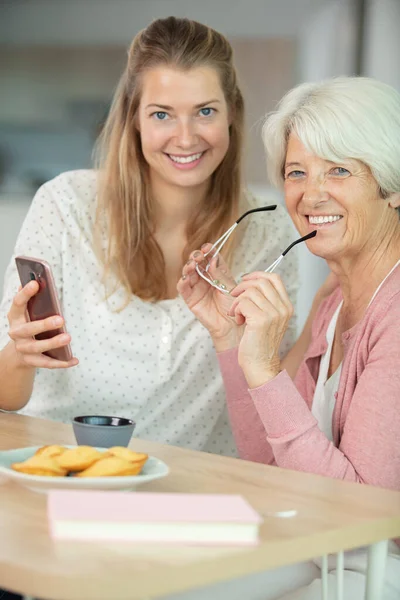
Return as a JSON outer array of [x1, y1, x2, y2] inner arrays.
[[218, 266, 400, 492]]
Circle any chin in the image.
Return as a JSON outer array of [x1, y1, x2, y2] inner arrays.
[[170, 172, 212, 189], [308, 244, 340, 261]]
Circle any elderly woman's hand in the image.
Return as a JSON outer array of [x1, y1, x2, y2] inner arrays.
[[229, 272, 293, 388], [177, 244, 244, 351]]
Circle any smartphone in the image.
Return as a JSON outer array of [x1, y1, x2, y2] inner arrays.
[[15, 256, 73, 361]]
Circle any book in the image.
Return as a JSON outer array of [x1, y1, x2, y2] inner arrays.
[[47, 490, 262, 545]]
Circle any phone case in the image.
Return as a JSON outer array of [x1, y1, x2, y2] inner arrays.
[[15, 256, 73, 362]]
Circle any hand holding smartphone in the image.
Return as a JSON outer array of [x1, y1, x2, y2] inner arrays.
[[14, 256, 75, 363]]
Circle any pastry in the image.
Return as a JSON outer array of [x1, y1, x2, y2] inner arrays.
[[105, 446, 148, 465], [55, 446, 103, 472], [76, 456, 143, 478], [34, 445, 66, 459], [11, 455, 67, 477]]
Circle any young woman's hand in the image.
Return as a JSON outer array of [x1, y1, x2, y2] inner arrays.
[[177, 244, 244, 351], [7, 281, 79, 370], [228, 272, 293, 388]]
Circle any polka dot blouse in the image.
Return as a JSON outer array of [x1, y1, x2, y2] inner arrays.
[[0, 170, 299, 456]]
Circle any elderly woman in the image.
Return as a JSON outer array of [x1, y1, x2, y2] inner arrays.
[[177, 77, 400, 600]]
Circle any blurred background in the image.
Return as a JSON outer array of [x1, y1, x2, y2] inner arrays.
[[0, 0, 399, 332]]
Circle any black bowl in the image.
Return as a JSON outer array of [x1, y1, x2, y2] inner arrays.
[[72, 415, 136, 448]]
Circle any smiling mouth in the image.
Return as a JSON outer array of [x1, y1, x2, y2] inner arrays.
[[166, 152, 205, 164], [308, 215, 343, 224]]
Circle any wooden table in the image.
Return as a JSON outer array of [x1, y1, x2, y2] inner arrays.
[[1, 413, 399, 600]]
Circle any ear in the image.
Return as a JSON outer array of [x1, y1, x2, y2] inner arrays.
[[388, 192, 400, 210]]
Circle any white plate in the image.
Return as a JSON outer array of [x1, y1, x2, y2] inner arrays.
[[0, 446, 169, 493]]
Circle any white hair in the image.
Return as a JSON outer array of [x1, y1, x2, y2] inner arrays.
[[263, 77, 400, 199]]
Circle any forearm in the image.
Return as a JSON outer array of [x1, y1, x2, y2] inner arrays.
[[217, 348, 275, 465], [250, 371, 366, 484], [0, 341, 35, 411]]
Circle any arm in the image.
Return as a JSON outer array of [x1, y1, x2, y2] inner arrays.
[[0, 182, 77, 411], [215, 275, 332, 465], [217, 348, 275, 465], [247, 300, 400, 488], [0, 341, 35, 411]]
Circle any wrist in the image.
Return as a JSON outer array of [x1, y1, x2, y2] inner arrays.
[[241, 359, 281, 389], [213, 326, 244, 353], [7, 341, 32, 371]]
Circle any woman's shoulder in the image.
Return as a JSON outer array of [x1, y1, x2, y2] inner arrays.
[[39, 169, 98, 208], [366, 265, 400, 330], [31, 169, 99, 235]]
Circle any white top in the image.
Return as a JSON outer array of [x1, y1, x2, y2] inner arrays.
[[311, 302, 342, 441], [0, 170, 299, 456]]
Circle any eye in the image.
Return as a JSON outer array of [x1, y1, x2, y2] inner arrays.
[[331, 166, 350, 176], [285, 170, 305, 180], [152, 111, 169, 121], [199, 107, 214, 117]]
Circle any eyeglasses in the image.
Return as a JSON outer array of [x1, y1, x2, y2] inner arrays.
[[196, 205, 317, 294]]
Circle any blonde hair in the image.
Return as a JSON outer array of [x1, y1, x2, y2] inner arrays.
[[263, 77, 400, 201], [94, 16, 244, 302]]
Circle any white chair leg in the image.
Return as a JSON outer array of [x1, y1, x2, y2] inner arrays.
[[365, 540, 388, 600], [321, 554, 329, 600], [336, 551, 344, 600]]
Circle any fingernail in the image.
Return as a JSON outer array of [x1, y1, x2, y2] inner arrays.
[[181, 274, 187, 280], [53, 317, 63, 326], [186, 260, 193, 266], [201, 244, 209, 251], [193, 251, 202, 258]]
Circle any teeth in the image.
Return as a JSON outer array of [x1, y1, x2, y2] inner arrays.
[[169, 153, 203, 164], [309, 215, 342, 224]]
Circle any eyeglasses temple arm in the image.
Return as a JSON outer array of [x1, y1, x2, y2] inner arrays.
[[236, 204, 277, 225], [205, 223, 237, 257], [282, 230, 317, 256], [264, 231, 317, 273], [264, 255, 284, 273], [205, 204, 278, 258]]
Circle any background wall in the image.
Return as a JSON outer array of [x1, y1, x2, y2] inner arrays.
[[1, 0, 399, 333]]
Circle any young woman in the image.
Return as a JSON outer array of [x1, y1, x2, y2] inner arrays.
[[0, 17, 298, 456]]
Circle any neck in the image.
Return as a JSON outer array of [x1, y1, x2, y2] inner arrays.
[[328, 224, 400, 323], [150, 172, 209, 234]]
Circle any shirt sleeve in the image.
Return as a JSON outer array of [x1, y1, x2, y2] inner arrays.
[[217, 347, 276, 465], [0, 181, 66, 352]]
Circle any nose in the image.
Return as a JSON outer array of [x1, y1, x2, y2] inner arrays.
[[303, 176, 330, 207], [175, 118, 199, 149]]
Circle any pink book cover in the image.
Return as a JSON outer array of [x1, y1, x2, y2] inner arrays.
[[48, 491, 262, 525]]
